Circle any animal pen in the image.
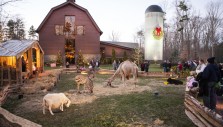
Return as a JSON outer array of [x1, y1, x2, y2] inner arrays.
[[0, 40, 44, 86]]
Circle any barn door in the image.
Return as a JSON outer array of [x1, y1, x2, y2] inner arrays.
[[65, 39, 75, 64]]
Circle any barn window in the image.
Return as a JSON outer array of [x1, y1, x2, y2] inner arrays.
[[55, 25, 64, 35], [64, 16, 75, 39], [76, 26, 85, 35]]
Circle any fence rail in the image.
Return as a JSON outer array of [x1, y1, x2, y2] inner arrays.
[[0, 66, 20, 86]]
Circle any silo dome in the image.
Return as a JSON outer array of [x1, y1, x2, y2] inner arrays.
[[145, 5, 164, 13]]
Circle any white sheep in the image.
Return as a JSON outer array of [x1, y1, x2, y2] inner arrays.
[[42, 93, 71, 115]]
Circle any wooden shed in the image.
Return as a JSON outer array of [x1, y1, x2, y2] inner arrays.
[[0, 40, 44, 85]]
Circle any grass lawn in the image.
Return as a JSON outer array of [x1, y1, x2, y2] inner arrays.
[[2, 72, 195, 127], [44, 66, 63, 70]]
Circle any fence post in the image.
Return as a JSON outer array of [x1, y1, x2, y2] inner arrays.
[[1, 67, 3, 86], [8, 67, 11, 85]]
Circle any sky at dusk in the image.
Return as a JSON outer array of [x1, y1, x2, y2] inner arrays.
[[3, 0, 211, 42]]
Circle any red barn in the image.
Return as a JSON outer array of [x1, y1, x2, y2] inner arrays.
[[37, 0, 138, 65]]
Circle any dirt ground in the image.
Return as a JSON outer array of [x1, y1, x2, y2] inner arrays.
[[14, 69, 164, 115], [67, 79, 154, 105]]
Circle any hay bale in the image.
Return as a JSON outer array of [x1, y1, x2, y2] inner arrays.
[[20, 82, 44, 94], [20, 69, 62, 94], [45, 83, 55, 91], [20, 85, 40, 94], [37, 81, 54, 91]]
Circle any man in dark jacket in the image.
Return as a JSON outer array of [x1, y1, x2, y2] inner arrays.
[[144, 60, 150, 75], [202, 57, 221, 110]]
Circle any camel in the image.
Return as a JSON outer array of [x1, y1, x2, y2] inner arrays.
[[107, 60, 138, 87]]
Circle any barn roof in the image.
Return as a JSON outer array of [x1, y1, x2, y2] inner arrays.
[[36, 1, 103, 35], [100, 41, 138, 49], [0, 40, 44, 58]]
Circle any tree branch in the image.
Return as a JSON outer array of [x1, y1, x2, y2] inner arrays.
[[0, 0, 22, 7]]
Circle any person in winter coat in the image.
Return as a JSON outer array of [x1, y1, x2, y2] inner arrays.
[[140, 62, 145, 72], [162, 60, 167, 72], [144, 61, 150, 75], [202, 57, 221, 110], [195, 59, 206, 74]]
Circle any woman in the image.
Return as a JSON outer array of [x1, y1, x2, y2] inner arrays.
[[195, 59, 206, 74], [112, 60, 117, 70]]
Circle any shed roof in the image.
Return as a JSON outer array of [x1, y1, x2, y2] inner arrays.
[[100, 41, 138, 49], [0, 40, 44, 58]]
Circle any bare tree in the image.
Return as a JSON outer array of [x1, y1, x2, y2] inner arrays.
[[159, 0, 223, 62], [0, 0, 22, 7], [109, 30, 120, 42], [205, 1, 223, 57], [137, 30, 144, 49], [188, 15, 204, 59]]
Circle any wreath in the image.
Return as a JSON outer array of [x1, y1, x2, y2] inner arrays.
[[153, 27, 164, 40]]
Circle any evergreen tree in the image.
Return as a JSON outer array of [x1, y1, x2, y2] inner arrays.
[[6, 18, 25, 40], [177, 0, 190, 60], [0, 23, 3, 42], [56, 50, 63, 65], [123, 51, 128, 61], [18, 29, 25, 40], [111, 49, 116, 62], [132, 48, 143, 66], [15, 18, 25, 39], [77, 50, 84, 66], [6, 19, 15, 39], [28, 25, 37, 39], [100, 49, 105, 64]]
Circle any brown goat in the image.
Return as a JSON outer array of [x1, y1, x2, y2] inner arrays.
[[74, 71, 94, 93]]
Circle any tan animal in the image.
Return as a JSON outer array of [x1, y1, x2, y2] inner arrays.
[[74, 72, 94, 93], [43, 93, 71, 115], [107, 60, 138, 87]]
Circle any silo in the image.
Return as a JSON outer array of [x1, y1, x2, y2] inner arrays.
[[144, 5, 164, 61]]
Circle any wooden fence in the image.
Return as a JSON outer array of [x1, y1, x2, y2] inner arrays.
[[0, 66, 20, 86], [185, 93, 223, 127]]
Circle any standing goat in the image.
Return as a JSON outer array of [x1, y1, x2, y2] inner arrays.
[[74, 71, 94, 93], [107, 60, 138, 87]]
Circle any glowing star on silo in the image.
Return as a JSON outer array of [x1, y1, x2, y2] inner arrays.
[[153, 26, 163, 40]]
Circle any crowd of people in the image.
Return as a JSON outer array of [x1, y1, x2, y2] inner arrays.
[[140, 60, 150, 75], [185, 57, 223, 111], [160, 57, 223, 112], [89, 59, 100, 71], [161, 60, 172, 72]]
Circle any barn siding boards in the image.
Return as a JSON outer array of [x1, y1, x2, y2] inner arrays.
[[100, 43, 133, 58], [100, 41, 138, 58]]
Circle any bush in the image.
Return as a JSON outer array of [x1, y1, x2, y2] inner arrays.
[[172, 66, 190, 78], [56, 50, 63, 66]]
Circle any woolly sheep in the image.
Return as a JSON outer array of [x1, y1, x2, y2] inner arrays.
[[42, 93, 71, 115]]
